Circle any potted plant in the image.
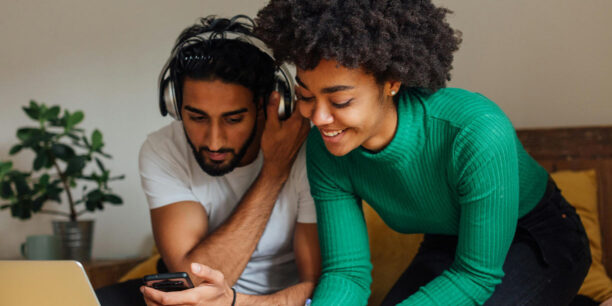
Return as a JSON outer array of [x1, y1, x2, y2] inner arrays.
[[0, 100, 124, 262]]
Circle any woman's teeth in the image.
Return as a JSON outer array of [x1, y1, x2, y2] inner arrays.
[[322, 129, 345, 137]]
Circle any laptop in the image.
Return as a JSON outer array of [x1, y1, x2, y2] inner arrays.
[[0, 260, 100, 306]]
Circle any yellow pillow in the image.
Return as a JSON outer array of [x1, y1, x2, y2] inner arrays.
[[119, 248, 160, 282], [551, 169, 612, 302], [363, 203, 423, 306]]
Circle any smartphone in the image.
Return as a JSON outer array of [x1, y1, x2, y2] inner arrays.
[[143, 272, 194, 292]]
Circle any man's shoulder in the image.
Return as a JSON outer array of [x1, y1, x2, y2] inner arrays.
[[141, 121, 188, 159], [144, 121, 186, 146]]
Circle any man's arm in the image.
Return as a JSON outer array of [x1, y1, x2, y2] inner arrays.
[[151, 167, 292, 285], [142, 222, 321, 306], [150, 92, 311, 286], [235, 222, 321, 305]]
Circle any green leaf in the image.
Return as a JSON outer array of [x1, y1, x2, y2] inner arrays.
[[86, 190, 104, 202], [64, 156, 87, 176], [11, 199, 32, 219], [103, 194, 122, 205], [95, 157, 106, 173], [39, 174, 50, 186], [33, 152, 48, 171], [46, 106, 61, 121], [13, 173, 31, 196], [46, 183, 63, 202], [51, 143, 75, 161], [32, 197, 44, 212], [85, 200, 99, 211], [22, 101, 40, 120], [49, 115, 67, 127], [82, 135, 90, 148], [9, 144, 23, 155], [109, 175, 125, 181], [91, 129, 103, 151], [66, 111, 84, 130], [0, 161, 12, 177], [66, 133, 80, 141], [1, 181, 13, 198], [16, 128, 36, 142]]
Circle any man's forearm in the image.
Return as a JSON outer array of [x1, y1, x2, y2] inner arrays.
[[236, 280, 316, 306], [174, 168, 289, 285]]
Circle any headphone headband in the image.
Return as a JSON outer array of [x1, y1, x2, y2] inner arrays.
[[158, 18, 295, 121]]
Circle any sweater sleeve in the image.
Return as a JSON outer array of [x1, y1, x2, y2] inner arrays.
[[400, 114, 520, 305], [305, 129, 373, 306]]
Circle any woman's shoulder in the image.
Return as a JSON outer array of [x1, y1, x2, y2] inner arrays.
[[421, 88, 510, 129]]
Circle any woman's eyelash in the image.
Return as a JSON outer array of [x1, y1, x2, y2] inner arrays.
[[332, 99, 353, 108]]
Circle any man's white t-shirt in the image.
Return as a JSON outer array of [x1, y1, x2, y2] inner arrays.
[[138, 121, 316, 295]]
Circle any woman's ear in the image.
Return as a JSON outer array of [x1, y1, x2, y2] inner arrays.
[[384, 80, 402, 97]]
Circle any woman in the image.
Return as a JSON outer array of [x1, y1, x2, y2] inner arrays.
[[255, 1, 591, 305]]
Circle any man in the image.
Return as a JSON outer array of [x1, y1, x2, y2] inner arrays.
[[98, 16, 318, 306]]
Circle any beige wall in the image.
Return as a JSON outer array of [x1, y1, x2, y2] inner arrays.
[[1, 1, 611, 259], [440, 0, 612, 127]]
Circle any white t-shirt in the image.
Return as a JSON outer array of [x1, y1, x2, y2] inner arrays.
[[138, 121, 316, 295]]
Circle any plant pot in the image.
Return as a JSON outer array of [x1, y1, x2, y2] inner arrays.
[[52, 220, 94, 263]]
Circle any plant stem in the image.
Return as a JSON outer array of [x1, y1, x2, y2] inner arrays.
[[39, 209, 71, 217], [52, 160, 77, 221]]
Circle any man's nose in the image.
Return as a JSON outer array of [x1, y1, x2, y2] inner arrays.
[[206, 123, 225, 151]]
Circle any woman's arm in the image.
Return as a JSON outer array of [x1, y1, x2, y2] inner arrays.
[[400, 114, 520, 305]]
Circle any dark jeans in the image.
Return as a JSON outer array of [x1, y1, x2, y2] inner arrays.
[[96, 278, 147, 306], [381, 179, 591, 306], [95, 258, 168, 306]]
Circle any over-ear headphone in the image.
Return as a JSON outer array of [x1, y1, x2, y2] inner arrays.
[[158, 15, 295, 121]]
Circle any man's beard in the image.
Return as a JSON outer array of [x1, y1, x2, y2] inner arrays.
[[184, 121, 258, 177]]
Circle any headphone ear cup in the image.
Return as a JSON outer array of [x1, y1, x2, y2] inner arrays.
[[159, 68, 181, 120], [165, 78, 181, 120], [274, 76, 293, 121]]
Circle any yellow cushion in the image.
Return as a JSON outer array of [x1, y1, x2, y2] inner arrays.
[[551, 169, 612, 302], [363, 203, 423, 306], [119, 249, 160, 282]]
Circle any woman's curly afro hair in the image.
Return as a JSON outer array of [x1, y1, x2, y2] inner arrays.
[[255, 0, 462, 91]]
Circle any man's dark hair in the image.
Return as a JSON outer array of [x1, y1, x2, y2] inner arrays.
[[255, 0, 461, 91], [171, 16, 276, 108]]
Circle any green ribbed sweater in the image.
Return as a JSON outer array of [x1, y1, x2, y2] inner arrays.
[[306, 88, 549, 305]]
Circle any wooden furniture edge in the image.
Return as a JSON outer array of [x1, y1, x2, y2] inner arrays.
[[517, 125, 612, 278]]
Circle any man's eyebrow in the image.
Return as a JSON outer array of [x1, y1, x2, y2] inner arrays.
[[295, 76, 354, 94], [184, 105, 207, 116], [184, 106, 247, 117], [222, 108, 248, 117]]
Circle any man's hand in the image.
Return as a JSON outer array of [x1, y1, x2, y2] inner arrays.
[[260, 91, 310, 179], [141, 263, 233, 306]]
